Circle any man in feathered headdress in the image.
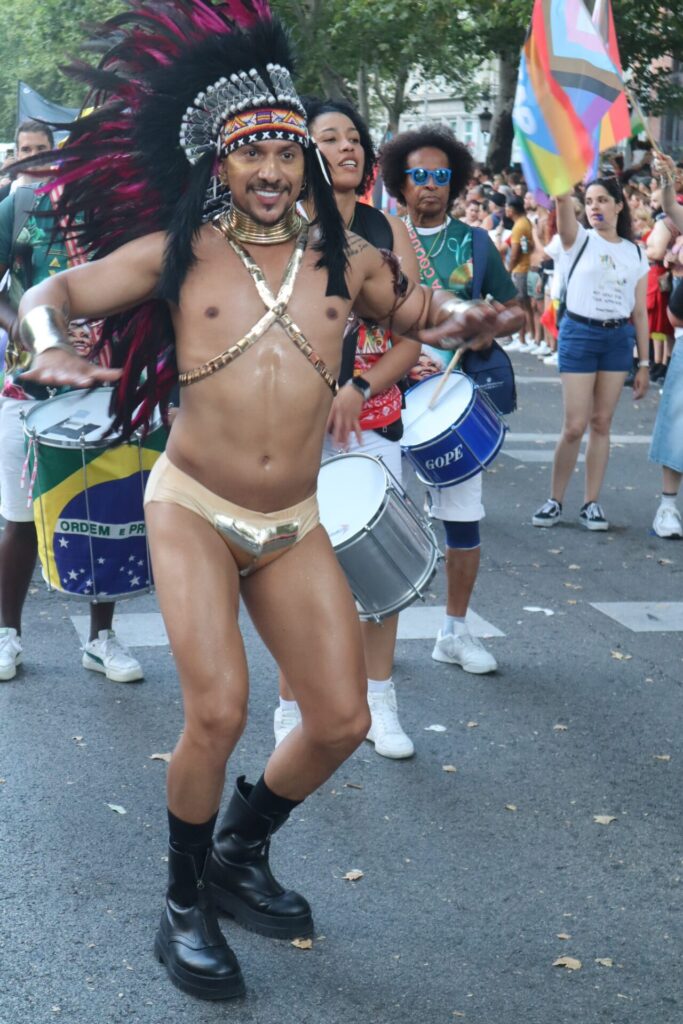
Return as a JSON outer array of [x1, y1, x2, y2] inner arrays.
[[14, 0, 521, 1000]]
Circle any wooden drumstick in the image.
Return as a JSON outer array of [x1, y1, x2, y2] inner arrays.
[[428, 346, 465, 409]]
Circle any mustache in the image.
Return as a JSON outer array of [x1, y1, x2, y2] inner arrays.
[[248, 181, 292, 194]]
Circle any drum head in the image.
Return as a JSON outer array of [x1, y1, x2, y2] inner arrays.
[[401, 372, 473, 448], [318, 454, 387, 546], [23, 388, 118, 448]]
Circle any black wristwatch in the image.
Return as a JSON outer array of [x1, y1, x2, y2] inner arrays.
[[349, 376, 372, 401]]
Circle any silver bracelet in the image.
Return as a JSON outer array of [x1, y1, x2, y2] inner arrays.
[[637, 360, 649, 368], [440, 297, 490, 318], [20, 306, 73, 357], [659, 176, 673, 190]]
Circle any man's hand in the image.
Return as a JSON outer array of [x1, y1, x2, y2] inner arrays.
[[326, 382, 365, 450], [418, 300, 524, 351], [20, 348, 122, 388]]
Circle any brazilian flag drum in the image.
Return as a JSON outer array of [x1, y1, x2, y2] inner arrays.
[[22, 389, 166, 600]]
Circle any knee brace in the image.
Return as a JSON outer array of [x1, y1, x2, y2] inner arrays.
[[443, 519, 480, 550]]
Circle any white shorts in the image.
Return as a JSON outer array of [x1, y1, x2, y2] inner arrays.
[[322, 429, 402, 484], [0, 397, 37, 523], [426, 472, 485, 522]]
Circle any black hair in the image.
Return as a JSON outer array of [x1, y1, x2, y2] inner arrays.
[[304, 97, 376, 196], [586, 176, 634, 241], [15, 120, 54, 148], [506, 195, 525, 213], [379, 124, 474, 206]]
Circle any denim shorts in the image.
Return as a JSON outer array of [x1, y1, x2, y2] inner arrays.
[[558, 315, 635, 373]]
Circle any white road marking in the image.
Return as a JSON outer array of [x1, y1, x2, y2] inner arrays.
[[71, 612, 169, 647], [514, 376, 561, 385], [503, 449, 585, 463], [71, 607, 505, 646], [507, 433, 651, 444], [397, 606, 504, 639], [591, 601, 683, 633]]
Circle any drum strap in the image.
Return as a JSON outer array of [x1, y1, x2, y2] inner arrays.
[[178, 225, 338, 394]]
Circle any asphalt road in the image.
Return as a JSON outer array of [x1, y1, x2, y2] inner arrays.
[[1, 351, 681, 1024]]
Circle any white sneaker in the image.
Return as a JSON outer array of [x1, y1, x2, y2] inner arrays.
[[431, 629, 497, 674], [503, 339, 524, 352], [527, 342, 543, 354], [653, 504, 683, 539], [0, 628, 22, 681], [536, 342, 551, 357], [525, 333, 536, 345], [273, 704, 302, 746], [543, 352, 558, 365], [366, 683, 414, 759], [82, 630, 143, 682]]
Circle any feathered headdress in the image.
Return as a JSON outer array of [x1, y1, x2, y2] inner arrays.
[[34, 0, 347, 438]]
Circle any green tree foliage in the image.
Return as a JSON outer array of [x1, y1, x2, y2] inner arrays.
[[0, 0, 126, 138]]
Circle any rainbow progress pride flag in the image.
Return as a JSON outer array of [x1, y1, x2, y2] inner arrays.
[[513, 0, 626, 197]]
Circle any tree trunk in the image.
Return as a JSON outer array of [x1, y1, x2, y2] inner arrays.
[[357, 65, 370, 126], [486, 54, 518, 172]]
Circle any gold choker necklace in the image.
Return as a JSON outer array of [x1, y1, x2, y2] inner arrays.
[[217, 204, 303, 245]]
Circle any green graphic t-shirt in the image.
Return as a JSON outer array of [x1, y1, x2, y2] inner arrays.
[[412, 217, 516, 371], [0, 189, 71, 393]]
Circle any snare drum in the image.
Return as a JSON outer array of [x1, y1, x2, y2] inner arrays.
[[401, 371, 505, 488], [317, 453, 439, 621], [23, 388, 167, 600]]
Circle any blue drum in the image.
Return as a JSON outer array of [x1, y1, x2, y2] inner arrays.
[[401, 371, 505, 488]]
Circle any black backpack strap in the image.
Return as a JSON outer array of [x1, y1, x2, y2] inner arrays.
[[470, 226, 490, 300], [12, 187, 36, 248]]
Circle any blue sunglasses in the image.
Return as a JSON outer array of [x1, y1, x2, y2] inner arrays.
[[405, 167, 452, 186]]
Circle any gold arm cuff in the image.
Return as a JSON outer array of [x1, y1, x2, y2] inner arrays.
[[19, 306, 72, 356]]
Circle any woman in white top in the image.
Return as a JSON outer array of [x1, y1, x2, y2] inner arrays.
[[532, 178, 650, 531]]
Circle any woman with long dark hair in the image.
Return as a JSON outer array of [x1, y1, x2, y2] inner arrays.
[[275, 97, 422, 759], [533, 178, 650, 531]]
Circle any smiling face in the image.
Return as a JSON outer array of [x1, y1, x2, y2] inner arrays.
[[402, 147, 452, 226], [221, 139, 305, 224], [309, 111, 364, 194], [585, 183, 622, 232]]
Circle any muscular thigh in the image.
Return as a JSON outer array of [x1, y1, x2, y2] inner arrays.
[[145, 501, 248, 717], [241, 525, 366, 717]]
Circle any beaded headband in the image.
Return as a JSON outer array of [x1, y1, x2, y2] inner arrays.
[[179, 62, 309, 165]]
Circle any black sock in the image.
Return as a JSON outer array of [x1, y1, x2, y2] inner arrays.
[[168, 809, 218, 873], [248, 775, 302, 820]]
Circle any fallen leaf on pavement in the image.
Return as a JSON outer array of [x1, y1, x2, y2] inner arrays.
[[425, 724, 447, 732], [557, 933, 571, 940], [505, 804, 518, 812], [658, 558, 674, 566], [523, 606, 554, 616], [568, 564, 581, 570], [553, 956, 582, 970], [442, 765, 458, 773], [344, 782, 363, 790], [610, 650, 632, 661], [553, 724, 568, 731], [106, 803, 127, 815], [149, 752, 172, 763], [564, 582, 582, 590], [653, 754, 671, 762], [593, 815, 617, 825], [291, 938, 313, 950], [343, 869, 364, 882], [466, 721, 478, 729], [595, 957, 614, 967]]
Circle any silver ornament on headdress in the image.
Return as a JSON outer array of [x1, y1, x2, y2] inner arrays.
[[179, 63, 307, 165]]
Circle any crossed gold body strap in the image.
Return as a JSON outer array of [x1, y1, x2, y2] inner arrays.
[[178, 221, 338, 393]]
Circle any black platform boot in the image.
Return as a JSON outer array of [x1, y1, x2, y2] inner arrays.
[[209, 776, 313, 939], [154, 845, 245, 1000]]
